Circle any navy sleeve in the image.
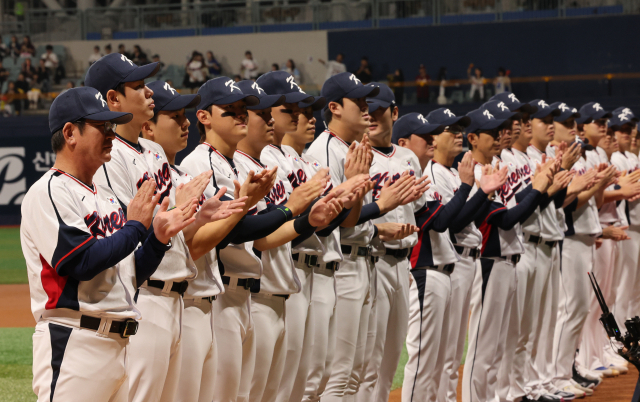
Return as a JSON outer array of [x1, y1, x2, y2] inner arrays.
[[226, 204, 293, 244], [449, 187, 488, 234], [291, 213, 317, 247], [60, 221, 146, 281], [538, 193, 553, 210], [415, 200, 445, 232], [317, 208, 352, 237], [134, 231, 172, 287], [356, 202, 382, 226], [515, 184, 533, 203], [431, 183, 472, 233], [554, 187, 568, 209], [487, 190, 543, 230]]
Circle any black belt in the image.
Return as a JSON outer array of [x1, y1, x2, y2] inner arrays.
[[341, 245, 371, 257], [292, 253, 339, 271], [79, 315, 138, 338], [426, 263, 455, 273], [491, 255, 521, 265], [385, 248, 410, 259], [526, 234, 558, 248], [454, 245, 481, 260], [222, 276, 260, 293], [146, 280, 189, 296]]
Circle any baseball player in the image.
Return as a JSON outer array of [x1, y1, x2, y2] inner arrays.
[[462, 105, 554, 402], [22, 87, 195, 402], [84, 54, 215, 402], [306, 72, 421, 402], [141, 80, 249, 402]]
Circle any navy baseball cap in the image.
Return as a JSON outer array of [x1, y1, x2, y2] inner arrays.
[[550, 102, 580, 123], [489, 92, 537, 114], [367, 82, 395, 113], [147, 81, 200, 112], [576, 102, 612, 125], [299, 96, 326, 111], [321, 72, 380, 111], [529, 99, 561, 119], [391, 113, 444, 145], [482, 100, 521, 121], [85, 53, 160, 98], [426, 108, 471, 128], [466, 108, 509, 134], [236, 80, 285, 110], [256, 71, 313, 104], [196, 77, 259, 111], [609, 107, 639, 129], [49, 87, 132, 134]]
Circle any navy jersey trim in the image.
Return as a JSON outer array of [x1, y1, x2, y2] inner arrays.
[[49, 323, 73, 401]]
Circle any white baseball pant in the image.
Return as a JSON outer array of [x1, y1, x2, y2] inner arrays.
[[577, 238, 618, 371], [356, 255, 410, 402], [402, 266, 452, 402], [212, 283, 255, 402], [462, 258, 516, 402], [437, 254, 478, 402], [303, 265, 337, 402], [249, 293, 287, 402], [537, 243, 561, 390], [33, 319, 129, 402], [127, 285, 183, 402], [176, 298, 216, 402], [626, 227, 640, 316], [613, 227, 640, 328], [277, 264, 314, 402], [551, 235, 594, 385], [322, 254, 373, 402]]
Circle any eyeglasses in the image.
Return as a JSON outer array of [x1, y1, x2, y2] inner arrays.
[[77, 120, 118, 134], [445, 128, 464, 135], [593, 119, 609, 127]]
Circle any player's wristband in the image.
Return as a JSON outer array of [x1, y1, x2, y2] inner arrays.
[[276, 205, 294, 221], [293, 213, 315, 234]]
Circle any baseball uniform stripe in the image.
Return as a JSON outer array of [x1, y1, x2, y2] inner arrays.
[[48, 323, 73, 402]]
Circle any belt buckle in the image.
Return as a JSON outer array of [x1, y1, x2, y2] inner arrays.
[[536, 236, 543, 245], [308, 255, 318, 267], [243, 278, 254, 290], [365, 247, 372, 258], [121, 319, 139, 338]]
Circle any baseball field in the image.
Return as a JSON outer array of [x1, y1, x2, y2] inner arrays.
[[0, 226, 635, 402]]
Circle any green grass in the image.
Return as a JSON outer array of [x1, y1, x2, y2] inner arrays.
[[0, 228, 27, 284], [0, 328, 34, 401]]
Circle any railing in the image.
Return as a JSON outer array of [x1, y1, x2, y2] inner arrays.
[[0, 0, 637, 42]]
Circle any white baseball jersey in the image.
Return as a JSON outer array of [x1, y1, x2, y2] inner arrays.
[[564, 157, 602, 236], [306, 130, 376, 246], [93, 136, 195, 283], [21, 169, 139, 322], [181, 142, 262, 279], [170, 164, 224, 298], [611, 151, 640, 226], [501, 148, 541, 236], [546, 144, 568, 233], [427, 159, 482, 249], [526, 145, 565, 241], [585, 148, 619, 224], [471, 164, 524, 257], [234, 150, 301, 295]]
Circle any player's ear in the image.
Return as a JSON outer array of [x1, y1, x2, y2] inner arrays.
[[197, 109, 211, 126], [467, 133, 478, 149], [140, 121, 154, 141], [106, 89, 120, 110], [397, 138, 408, 148], [62, 122, 78, 148], [328, 101, 342, 119], [391, 106, 399, 122]]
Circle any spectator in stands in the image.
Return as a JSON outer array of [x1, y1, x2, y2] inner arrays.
[[389, 68, 404, 105], [494, 67, 511, 95], [58, 80, 74, 96], [0, 61, 8, 86], [41, 45, 59, 74], [319, 52, 346, 81], [205, 51, 222, 77], [467, 63, 484, 102], [118, 44, 132, 59], [271, 63, 279, 72], [0, 35, 8, 59], [15, 73, 29, 112], [416, 64, 430, 103], [282, 59, 301, 83], [19, 35, 35, 57], [3, 81, 19, 116], [88, 45, 102, 66], [36, 59, 50, 92], [241, 50, 258, 80], [27, 74, 43, 110], [132, 45, 148, 65], [152, 54, 166, 80], [20, 58, 36, 82], [355, 56, 372, 84], [233, 74, 242, 83], [184, 51, 208, 93], [9, 35, 20, 58], [104, 43, 112, 55]]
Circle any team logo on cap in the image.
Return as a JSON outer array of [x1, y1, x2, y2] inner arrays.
[[593, 103, 603, 111], [558, 103, 569, 112], [121, 54, 134, 66], [619, 113, 629, 121], [349, 74, 361, 85], [538, 100, 549, 109], [95, 92, 107, 108], [444, 109, 455, 117], [508, 93, 519, 103], [286, 76, 304, 93], [622, 108, 633, 115], [417, 114, 428, 124], [225, 80, 240, 92], [251, 82, 265, 94], [572, 108, 578, 113], [483, 110, 494, 119], [164, 82, 176, 95], [497, 102, 509, 112]]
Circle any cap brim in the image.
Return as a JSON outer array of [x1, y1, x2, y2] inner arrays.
[[441, 115, 471, 128], [122, 62, 160, 83], [217, 93, 260, 107], [555, 112, 581, 122], [345, 85, 380, 100], [85, 110, 133, 125], [415, 123, 445, 135], [480, 118, 509, 131], [516, 103, 537, 114], [300, 96, 326, 111], [160, 94, 201, 111], [367, 99, 390, 113], [249, 94, 286, 110], [283, 92, 314, 103]]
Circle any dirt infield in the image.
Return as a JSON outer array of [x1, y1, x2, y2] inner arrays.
[[0, 284, 34, 328]]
